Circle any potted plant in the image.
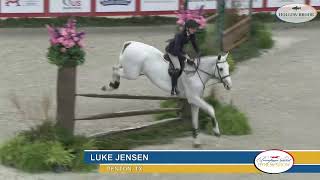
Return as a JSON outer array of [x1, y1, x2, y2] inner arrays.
[[46, 19, 86, 133]]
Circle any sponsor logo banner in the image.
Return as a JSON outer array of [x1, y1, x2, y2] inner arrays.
[[188, 0, 216, 10], [1, 0, 44, 13], [267, 0, 305, 8], [96, 0, 135, 12], [141, 0, 178, 12], [276, 4, 317, 23], [310, 0, 320, 6], [50, 0, 91, 13]]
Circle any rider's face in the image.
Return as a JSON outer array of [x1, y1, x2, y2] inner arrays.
[[188, 28, 197, 34]]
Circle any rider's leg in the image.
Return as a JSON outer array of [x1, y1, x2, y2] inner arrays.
[[168, 54, 181, 95]]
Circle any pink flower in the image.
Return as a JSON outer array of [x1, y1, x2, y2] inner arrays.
[[177, 19, 184, 25], [58, 37, 65, 43], [69, 41, 75, 48], [175, 6, 207, 28], [60, 28, 68, 36], [77, 40, 85, 48], [47, 18, 85, 49], [70, 29, 76, 34], [50, 38, 59, 45]]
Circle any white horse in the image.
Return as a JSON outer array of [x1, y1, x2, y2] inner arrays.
[[103, 41, 232, 146]]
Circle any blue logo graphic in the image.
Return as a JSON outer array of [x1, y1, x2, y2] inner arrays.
[[100, 0, 132, 6]]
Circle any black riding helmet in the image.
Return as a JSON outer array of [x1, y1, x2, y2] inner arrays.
[[184, 19, 200, 29]]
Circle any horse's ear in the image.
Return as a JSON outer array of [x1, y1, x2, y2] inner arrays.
[[218, 55, 221, 60]]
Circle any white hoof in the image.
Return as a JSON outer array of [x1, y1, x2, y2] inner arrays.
[[193, 138, 201, 148], [213, 126, 221, 137]]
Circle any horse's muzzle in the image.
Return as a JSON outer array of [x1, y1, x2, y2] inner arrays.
[[223, 81, 232, 90]]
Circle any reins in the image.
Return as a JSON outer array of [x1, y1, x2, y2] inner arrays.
[[184, 56, 230, 89]]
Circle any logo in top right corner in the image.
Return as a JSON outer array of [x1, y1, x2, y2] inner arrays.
[[254, 150, 294, 174], [276, 4, 317, 23]]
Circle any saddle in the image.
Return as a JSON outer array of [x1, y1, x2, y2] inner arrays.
[[163, 53, 176, 76], [164, 53, 197, 77]]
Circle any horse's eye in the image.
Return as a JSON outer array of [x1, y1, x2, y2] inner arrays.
[[219, 68, 223, 71]]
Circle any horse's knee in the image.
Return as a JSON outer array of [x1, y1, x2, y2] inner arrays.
[[207, 107, 215, 118]]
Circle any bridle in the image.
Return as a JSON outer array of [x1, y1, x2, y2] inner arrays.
[[192, 56, 230, 89]]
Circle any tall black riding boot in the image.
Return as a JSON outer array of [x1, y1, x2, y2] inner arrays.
[[171, 69, 179, 96]]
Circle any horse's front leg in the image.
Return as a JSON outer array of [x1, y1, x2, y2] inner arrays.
[[190, 97, 221, 137], [191, 104, 201, 147]]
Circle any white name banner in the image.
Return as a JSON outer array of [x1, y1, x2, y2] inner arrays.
[[50, 0, 91, 13], [96, 0, 135, 12], [1, 0, 44, 13], [141, 0, 179, 11]]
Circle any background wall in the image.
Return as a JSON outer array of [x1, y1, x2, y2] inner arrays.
[[0, 0, 319, 18]]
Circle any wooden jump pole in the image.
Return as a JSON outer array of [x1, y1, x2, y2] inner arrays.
[[75, 108, 182, 121], [76, 93, 186, 101]]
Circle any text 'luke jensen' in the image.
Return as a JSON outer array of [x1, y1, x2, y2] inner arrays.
[[91, 154, 149, 162]]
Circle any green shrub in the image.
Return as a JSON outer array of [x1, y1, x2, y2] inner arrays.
[[200, 97, 251, 135], [45, 141, 75, 169], [155, 100, 179, 120], [47, 45, 86, 68], [227, 54, 236, 73], [156, 97, 251, 135], [252, 13, 278, 22], [16, 141, 52, 172], [0, 121, 96, 173], [251, 21, 274, 49], [20, 121, 59, 142], [67, 136, 97, 171], [0, 136, 27, 168]]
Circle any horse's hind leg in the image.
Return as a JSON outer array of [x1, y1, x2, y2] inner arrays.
[[102, 64, 122, 91], [102, 64, 140, 91]]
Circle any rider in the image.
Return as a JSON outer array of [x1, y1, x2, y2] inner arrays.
[[165, 19, 200, 95]]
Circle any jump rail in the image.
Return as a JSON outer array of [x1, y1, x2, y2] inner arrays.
[[76, 93, 186, 101], [223, 16, 251, 52], [88, 117, 181, 138], [75, 108, 182, 121]]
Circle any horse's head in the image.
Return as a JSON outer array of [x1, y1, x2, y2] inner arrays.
[[215, 53, 232, 90]]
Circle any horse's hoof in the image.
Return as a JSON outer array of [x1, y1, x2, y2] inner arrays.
[[193, 138, 201, 148], [213, 127, 221, 137], [193, 143, 201, 148], [109, 81, 120, 89], [214, 132, 221, 137]]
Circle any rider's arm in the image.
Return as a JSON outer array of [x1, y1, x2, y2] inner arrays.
[[173, 34, 185, 59], [190, 34, 199, 54]]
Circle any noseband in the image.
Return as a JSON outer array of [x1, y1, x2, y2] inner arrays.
[[196, 58, 230, 88]]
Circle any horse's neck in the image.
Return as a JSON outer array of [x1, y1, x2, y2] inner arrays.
[[197, 56, 217, 84]]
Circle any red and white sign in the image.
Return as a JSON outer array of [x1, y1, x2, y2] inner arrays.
[[267, 0, 305, 7], [141, 0, 179, 11], [310, 0, 320, 6], [188, 0, 216, 10], [96, 0, 135, 12], [1, 0, 44, 13], [50, 0, 91, 13]]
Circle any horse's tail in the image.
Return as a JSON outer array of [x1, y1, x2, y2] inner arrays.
[[120, 41, 132, 58]]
